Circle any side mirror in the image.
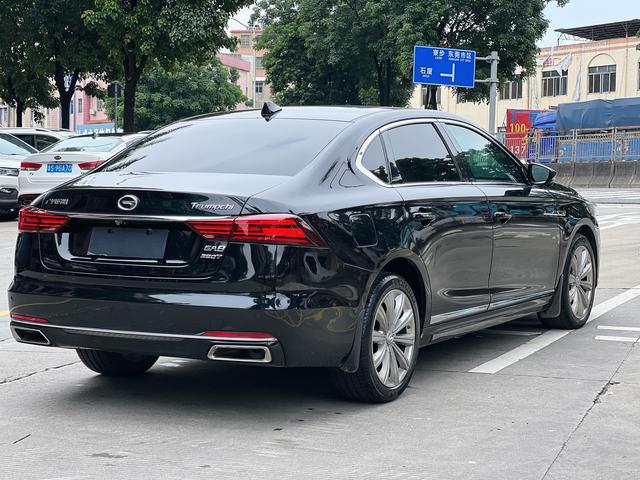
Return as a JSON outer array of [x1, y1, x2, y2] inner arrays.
[[528, 163, 557, 186]]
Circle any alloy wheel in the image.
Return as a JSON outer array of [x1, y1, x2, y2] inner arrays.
[[371, 289, 416, 389], [568, 245, 594, 320]]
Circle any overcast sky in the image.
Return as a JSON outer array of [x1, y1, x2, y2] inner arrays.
[[231, 1, 634, 47], [540, 0, 634, 46]]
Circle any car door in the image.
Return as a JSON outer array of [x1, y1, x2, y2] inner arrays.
[[380, 121, 493, 324], [441, 122, 561, 307]]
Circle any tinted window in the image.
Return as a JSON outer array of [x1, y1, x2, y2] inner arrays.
[[43, 136, 124, 153], [103, 118, 347, 176], [361, 135, 389, 183], [384, 123, 459, 183], [35, 135, 59, 151], [0, 134, 38, 155], [444, 124, 527, 183], [14, 134, 35, 147]]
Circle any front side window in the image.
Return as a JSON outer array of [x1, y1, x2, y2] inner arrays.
[[384, 123, 459, 183], [361, 135, 389, 183], [542, 70, 568, 97], [588, 65, 616, 93], [443, 124, 527, 184]]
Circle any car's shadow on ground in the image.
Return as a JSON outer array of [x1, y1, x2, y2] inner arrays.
[[52, 316, 543, 418]]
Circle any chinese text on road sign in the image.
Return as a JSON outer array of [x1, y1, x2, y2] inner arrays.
[[413, 46, 476, 88]]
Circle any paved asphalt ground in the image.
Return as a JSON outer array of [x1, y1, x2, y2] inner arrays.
[[1, 190, 640, 479]]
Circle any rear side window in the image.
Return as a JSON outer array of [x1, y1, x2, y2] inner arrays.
[[103, 118, 348, 176], [444, 124, 527, 183], [384, 123, 459, 183], [361, 135, 389, 183]]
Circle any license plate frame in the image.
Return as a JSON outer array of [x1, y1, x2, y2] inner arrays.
[[87, 227, 169, 260], [46, 163, 73, 173]]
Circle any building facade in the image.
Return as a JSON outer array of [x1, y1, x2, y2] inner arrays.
[[410, 20, 640, 133], [217, 52, 251, 109], [229, 28, 272, 106]]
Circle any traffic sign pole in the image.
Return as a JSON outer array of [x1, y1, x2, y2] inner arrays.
[[475, 51, 500, 135]]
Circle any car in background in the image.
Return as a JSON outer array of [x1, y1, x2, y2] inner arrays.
[[18, 133, 146, 205], [1, 128, 75, 151], [0, 133, 37, 219]]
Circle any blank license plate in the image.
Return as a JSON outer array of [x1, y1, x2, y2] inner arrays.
[[47, 164, 72, 173], [88, 227, 169, 259]]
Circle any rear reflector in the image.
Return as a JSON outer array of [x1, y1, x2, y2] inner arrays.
[[79, 160, 106, 171], [10, 313, 49, 324], [20, 161, 43, 171], [18, 206, 69, 233], [188, 214, 325, 247], [201, 331, 275, 340]]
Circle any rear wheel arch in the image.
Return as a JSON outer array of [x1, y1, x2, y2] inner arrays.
[[376, 255, 430, 329]]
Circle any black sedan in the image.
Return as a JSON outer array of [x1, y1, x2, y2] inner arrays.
[[8, 106, 599, 402]]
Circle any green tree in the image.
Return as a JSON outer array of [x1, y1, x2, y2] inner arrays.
[[0, 2, 56, 126], [106, 58, 246, 130], [252, 0, 568, 108], [29, 0, 107, 129], [83, 0, 251, 133]]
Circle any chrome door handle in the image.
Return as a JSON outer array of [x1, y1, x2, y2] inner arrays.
[[543, 210, 567, 218], [409, 207, 437, 224], [494, 211, 512, 223]]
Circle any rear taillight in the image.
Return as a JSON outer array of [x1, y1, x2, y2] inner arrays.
[[186, 219, 234, 241], [79, 160, 106, 171], [187, 214, 325, 247], [20, 161, 43, 171], [18, 206, 69, 233]]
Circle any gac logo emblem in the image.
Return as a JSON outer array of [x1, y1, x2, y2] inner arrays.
[[117, 194, 139, 211]]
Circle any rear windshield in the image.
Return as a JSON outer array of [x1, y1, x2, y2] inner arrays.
[[101, 118, 348, 176], [0, 134, 38, 155], [42, 136, 123, 153]]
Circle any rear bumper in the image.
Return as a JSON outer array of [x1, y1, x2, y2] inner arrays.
[[0, 176, 18, 209], [8, 282, 359, 368]]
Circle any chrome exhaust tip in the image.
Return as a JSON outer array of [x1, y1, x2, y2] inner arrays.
[[207, 344, 272, 363], [10, 325, 51, 346]]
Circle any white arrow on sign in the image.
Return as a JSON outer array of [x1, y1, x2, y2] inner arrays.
[[440, 63, 456, 83]]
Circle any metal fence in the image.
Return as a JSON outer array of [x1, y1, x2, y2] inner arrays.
[[497, 128, 640, 163]]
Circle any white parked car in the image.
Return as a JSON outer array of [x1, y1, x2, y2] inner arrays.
[[0, 133, 38, 219], [0, 127, 74, 151], [18, 133, 146, 205]]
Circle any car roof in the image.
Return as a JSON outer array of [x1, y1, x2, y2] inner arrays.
[[0, 127, 68, 136], [183, 105, 481, 129]]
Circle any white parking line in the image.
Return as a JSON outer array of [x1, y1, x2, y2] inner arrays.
[[595, 335, 639, 343], [469, 285, 640, 374], [597, 325, 640, 332]]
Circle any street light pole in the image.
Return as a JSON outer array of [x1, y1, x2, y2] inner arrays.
[[476, 51, 500, 135]]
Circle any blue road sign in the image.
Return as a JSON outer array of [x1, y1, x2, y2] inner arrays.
[[413, 46, 476, 88]]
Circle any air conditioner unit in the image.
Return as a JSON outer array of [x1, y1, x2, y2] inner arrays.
[[90, 109, 96, 115]]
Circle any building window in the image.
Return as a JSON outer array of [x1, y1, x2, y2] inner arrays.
[[589, 65, 616, 93], [542, 70, 568, 97], [240, 34, 250, 47], [500, 80, 523, 100], [255, 81, 264, 94], [77, 98, 83, 114], [255, 57, 263, 69], [97, 99, 104, 112]]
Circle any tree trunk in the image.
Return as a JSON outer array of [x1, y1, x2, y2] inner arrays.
[[59, 98, 71, 130], [424, 85, 438, 110], [53, 63, 80, 130], [15, 99, 24, 127], [123, 78, 137, 133]]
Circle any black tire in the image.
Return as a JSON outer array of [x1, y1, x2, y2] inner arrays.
[[76, 349, 158, 376], [329, 272, 420, 403], [540, 234, 596, 329]]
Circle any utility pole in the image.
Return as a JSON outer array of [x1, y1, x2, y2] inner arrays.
[[475, 51, 500, 135]]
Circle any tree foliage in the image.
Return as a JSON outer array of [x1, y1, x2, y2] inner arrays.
[[252, 0, 568, 108], [0, 1, 57, 126], [83, 0, 251, 132], [106, 58, 246, 131]]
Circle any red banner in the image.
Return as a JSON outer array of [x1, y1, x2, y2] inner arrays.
[[505, 109, 544, 159]]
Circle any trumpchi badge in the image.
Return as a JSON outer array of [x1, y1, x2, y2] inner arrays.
[[117, 194, 139, 211]]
